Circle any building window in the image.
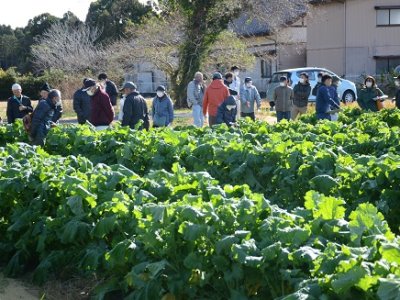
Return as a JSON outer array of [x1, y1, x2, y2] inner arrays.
[[261, 59, 273, 78], [375, 57, 400, 74], [376, 7, 400, 26]]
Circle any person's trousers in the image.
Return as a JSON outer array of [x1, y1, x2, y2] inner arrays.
[[208, 115, 217, 126], [192, 104, 203, 127], [316, 113, 331, 121], [241, 112, 255, 121], [276, 111, 291, 122], [291, 105, 307, 120]]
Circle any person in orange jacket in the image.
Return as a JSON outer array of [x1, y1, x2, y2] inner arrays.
[[203, 72, 230, 126]]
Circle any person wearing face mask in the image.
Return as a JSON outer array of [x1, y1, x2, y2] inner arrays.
[[273, 76, 294, 122], [203, 72, 230, 126], [98, 73, 118, 106], [83, 78, 115, 129], [393, 75, 400, 109], [30, 89, 62, 146], [240, 77, 261, 121], [230, 66, 241, 118], [357, 76, 384, 112], [187, 72, 205, 127], [73, 78, 91, 125], [39, 83, 63, 123], [151, 85, 174, 127], [121, 82, 150, 130], [6, 83, 33, 124], [292, 72, 311, 120], [316, 74, 341, 120], [216, 91, 238, 126], [312, 72, 324, 97]]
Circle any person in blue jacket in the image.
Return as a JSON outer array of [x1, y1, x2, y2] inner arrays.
[[316, 74, 340, 120], [151, 85, 174, 127], [30, 89, 61, 146], [216, 92, 237, 126]]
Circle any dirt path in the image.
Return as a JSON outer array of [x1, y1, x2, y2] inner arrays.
[[0, 273, 40, 300]]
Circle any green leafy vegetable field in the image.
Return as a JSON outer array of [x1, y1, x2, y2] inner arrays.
[[1, 108, 400, 299]]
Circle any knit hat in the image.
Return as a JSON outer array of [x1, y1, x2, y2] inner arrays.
[[40, 82, 51, 92], [83, 78, 97, 91], [156, 85, 166, 92], [245, 77, 253, 83], [212, 72, 223, 80], [11, 83, 22, 90]]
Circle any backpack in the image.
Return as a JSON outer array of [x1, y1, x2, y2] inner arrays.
[[22, 112, 34, 132]]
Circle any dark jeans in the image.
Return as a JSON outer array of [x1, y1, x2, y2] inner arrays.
[[276, 111, 291, 122], [209, 115, 217, 126], [241, 112, 255, 121]]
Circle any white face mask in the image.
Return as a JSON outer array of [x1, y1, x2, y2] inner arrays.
[[280, 82, 286, 87], [157, 91, 165, 98], [299, 79, 305, 84], [395, 80, 400, 87], [226, 105, 236, 111], [318, 78, 322, 83], [246, 83, 252, 88], [366, 82, 373, 88], [87, 89, 95, 96], [234, 71, 239, 76]]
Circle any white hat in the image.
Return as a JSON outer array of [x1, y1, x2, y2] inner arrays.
[[12, 83, 22, 90]]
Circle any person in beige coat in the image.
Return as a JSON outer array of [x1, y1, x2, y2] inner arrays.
[[273, 76, 294, 122]]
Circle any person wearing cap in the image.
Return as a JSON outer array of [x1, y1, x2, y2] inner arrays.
[[312, 72, 324, 97], [216, 92, 237, 126], [98, 73, 118, 106], [84, 78, 115, 129], [187, 71, 205, 127], [240, 77, 261, 121], [273, 76, 294, 122], [6, 83, 33, 124], [40, 82, 63, 123], [316, 74, 341, 120], [292, 73, 311, 120], [203, 72, 230, 126], [357, 76, 384, 112], [121, 82, 150, 130], [73, 78, 92, 125], [30, 89, 62, 146], [151, 85, 174, 127], [394, 75, 400, 109]]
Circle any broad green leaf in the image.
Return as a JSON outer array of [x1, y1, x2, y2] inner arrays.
[[378, 276, 400, 300]]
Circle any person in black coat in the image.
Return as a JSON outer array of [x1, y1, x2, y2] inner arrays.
[[121, 82, 150, 130], [216, 93, 237, 126], [30, 89, 61, 146], [39, 82, 62, 123], [73, 78, 91, 124], [6, 83, 33, 124], [394, 75, 400, 109], [98, 73, 118, 106], [312, 72, 324, 97]]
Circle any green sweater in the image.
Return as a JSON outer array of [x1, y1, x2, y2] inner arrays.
[[357, 87, 383, 112]]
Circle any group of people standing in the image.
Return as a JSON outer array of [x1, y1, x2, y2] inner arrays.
[[187, 66, 262, 127]]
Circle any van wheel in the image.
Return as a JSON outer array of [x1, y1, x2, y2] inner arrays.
[[342, 90, 355, 103]]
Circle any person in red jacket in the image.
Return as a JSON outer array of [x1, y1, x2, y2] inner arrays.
[[203, 72, 230, 126], [83, 78, 115, 129]]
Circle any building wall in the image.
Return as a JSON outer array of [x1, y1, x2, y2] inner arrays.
[[307, 0, 400, 82]]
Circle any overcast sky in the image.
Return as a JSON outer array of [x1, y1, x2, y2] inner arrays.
[[0, 0, 95, 28]]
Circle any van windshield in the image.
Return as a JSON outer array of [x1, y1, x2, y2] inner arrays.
[[271, 72, 290, 83]]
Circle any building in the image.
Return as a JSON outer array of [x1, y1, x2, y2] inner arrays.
[[307, 0, 400, 82]]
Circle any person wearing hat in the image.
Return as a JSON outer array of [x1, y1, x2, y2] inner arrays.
[[216, 91, 238, 126], [39, 82, 63, 123], [394, 75, 400, 109], [151, 85, 174, 128], [83, 78, 115, 129], [292, 72, 311, 120], [73, 78, 92, 125], [187, 71, 205, 127], [357, 76, 384, 112], [312, 72, 324, 97], [30, 89, 62, 146], [316, 74, 341, 120], [6, 83, 33, 124], [121, 82, 149, 130], [273, 76, 294, 122], [98, 73, 118, 106], [240, 77, 261, 121], [203, 72, 230, 126], [40, 82, 51, 100]]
